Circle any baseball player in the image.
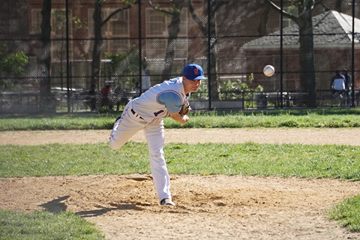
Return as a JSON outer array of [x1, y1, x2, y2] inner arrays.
[[109, 63, 206, 206]]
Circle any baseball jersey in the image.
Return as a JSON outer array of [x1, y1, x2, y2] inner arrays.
[[131, 77, 189, 122]]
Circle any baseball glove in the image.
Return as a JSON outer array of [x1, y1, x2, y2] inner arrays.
[[179, 103, 191, 116]]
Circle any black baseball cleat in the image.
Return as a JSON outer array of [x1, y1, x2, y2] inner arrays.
[[160, 198, 175, 206]]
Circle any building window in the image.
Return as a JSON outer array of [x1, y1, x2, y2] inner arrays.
[[30, 9, 42, 34], [145, 8, 188, 59], [88, 8, 130, 54], [105, 8, 130, 53], [51, 9, 72, 61]]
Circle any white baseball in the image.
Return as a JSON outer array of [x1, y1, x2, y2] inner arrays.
[[263, 65, 275, 77]]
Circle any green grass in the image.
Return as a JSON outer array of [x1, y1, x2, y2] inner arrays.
[[329, 195, 360, 232], [0, 210, 104, 240], [0, 142, 359, 180], [1, 108, 360, 130]]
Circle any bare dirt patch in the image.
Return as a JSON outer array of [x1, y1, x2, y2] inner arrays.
[[1, 129, 360, 240], [1, 175, 360, 240], [2, 128, 360, 145]]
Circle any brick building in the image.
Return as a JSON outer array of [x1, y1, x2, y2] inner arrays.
[[0, 0, 359, 112]]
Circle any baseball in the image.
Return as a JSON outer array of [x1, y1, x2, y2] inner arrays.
[[263, 65, 275, 77]]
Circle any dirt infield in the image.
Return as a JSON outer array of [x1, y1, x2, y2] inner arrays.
[[2, 128, 360, 145], [1, 129, 360, 240]]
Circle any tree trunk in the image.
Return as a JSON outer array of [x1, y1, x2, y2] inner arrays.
[[298, 12, 316, 107], [91, 1, 103, 95], [207, 0, 219, 101], [188, 0, 225, 102], [39, 0, 54, 113], [334, 0, 342, 12], [161, 1, 184, 81], [258, 3, 271, 36]]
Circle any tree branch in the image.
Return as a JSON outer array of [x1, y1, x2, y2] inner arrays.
[[148, 0, 174, 15], [188, 0, 207, 34], [212, 0, 227, 13], [266, 0, 300, 25], [101, 2, 134, 27]]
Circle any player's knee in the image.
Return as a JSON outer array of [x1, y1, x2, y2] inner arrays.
[[149, 150, 165, 163], [109, 138, 122, 150]]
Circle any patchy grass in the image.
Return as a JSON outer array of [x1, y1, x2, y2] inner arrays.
[[1, 108, 360, 130], [0, 210, 104, 240], [329, 195, 360, 232], [0, 142, 359, 180]]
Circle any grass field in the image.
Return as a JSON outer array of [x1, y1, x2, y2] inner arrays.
[[1, 108, 360, 130], [0, 109, 359, 238], [0, 143, 359, 180]]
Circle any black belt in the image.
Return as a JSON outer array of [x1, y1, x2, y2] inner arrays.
[[131, 108, 144, 120]]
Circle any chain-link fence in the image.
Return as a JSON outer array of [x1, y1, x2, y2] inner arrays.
[[0, 0, 359, 114]]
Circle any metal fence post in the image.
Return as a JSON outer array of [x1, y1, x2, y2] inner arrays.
[[138, 0, 142, 95], [351, 0, 355, 107], [279, 0, 284, 108], [65, 0, 71, 113], [207, 0, 212, 110]]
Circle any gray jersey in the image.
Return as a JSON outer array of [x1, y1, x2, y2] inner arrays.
[[131, 77, 189, 122]]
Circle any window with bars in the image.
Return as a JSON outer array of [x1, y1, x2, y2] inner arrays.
[[30, 8, 73, 60], [51, 9, 72, 61], [145, 8, 188, 59], [88, 8, 130, 54], [30, 9, 41, 34]]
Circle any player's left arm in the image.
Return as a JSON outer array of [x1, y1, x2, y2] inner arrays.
[[157, 91, 189, 125]]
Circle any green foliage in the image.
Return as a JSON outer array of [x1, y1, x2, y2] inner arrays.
[[104, 49, 140, 91], [218, 77, 264, 108], [0, 44, 29, 76], [329, 195, 360, 232], [0, 210, 104, 240]]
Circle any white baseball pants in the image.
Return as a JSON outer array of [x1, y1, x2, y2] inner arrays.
[[109, 101, 171, 201]]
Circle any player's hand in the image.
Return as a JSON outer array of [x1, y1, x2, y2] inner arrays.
[[169, 112, 189, 125], [182, 115, 190, 124]]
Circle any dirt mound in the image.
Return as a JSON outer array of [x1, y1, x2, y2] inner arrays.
[[1, 175, 360, 240]]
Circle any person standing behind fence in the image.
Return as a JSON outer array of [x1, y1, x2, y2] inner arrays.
[[330, 70, 346, 98], [100, 84, 113, 111], [343, 69, 352, 106]]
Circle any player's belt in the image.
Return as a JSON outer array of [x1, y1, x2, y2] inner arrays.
[[131, 108, 144, 120]]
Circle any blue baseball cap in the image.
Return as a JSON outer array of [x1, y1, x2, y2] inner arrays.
[[182, 64, 207, 81]]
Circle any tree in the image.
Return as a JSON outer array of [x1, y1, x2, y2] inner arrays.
[[188, 0, 228, 102], [266, 0, 325, 107], [38, 0, 54, 112], [148, 0, 187, 81], [0, 44, 29, 91], [90, 0, 135, 95], [0, 46, 29, 77], [334, 0, 342, 12]]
